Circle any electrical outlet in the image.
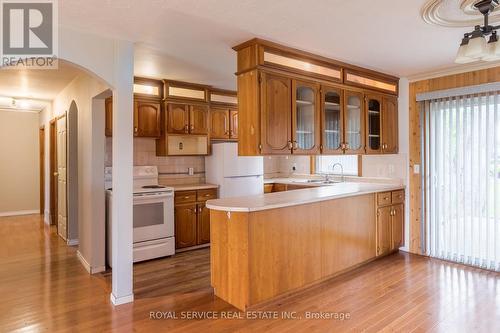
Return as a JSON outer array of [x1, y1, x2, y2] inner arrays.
[[413, 164, 420, 174]]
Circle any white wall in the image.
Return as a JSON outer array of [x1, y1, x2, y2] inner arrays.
[[0, 110, 40, 215], [39, 73, 109, 271]]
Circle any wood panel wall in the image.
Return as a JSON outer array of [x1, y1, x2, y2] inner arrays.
[[408, 66, 500, 254]]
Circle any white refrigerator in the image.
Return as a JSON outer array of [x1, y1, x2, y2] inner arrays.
[[205, 142, 264, 198]]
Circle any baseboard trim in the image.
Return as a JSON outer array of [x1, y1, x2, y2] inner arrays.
[[110, 292, 134, 306], [77, 250, 106, 274], [0, 210, 39, 217], [67, 239, 79, 246], [77, 250, 91, 273]]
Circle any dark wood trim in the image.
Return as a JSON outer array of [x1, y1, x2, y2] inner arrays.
[[39, 126, 45, 215], [49, 119, 57, 226]]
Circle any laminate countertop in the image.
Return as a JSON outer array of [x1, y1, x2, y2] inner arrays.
[[170, 184, 219, 191], [206, 182, 404, 212]]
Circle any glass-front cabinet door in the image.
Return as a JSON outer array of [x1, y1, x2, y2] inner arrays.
[[343, 90, 365, 154], [365, 95, 382, 154], [321, 87, 343, 154], [292, 80, 320, 154]]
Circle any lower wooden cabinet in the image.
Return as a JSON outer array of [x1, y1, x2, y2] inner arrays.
[[197, 204, 211, 245], [174, 204, 197, 249], [174, 188, 218, 250], [376, 190, 404, 256]]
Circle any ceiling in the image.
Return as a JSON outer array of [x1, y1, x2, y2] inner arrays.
[[59, 0, 495, 90], [0, 61, 81, 111]]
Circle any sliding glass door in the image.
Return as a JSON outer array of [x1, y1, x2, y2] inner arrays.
[[423, 92, 500, 271]]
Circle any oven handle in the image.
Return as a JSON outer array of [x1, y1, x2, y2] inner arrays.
[[134, 192, 173, 200]]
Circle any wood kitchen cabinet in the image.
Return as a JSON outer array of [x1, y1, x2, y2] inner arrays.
[[366, 94, 398, 154], [134, 99, 161, 137], [376, 190, 404, 256], [210, 107, 238, 140], [104, 97, 162, 138], [233, 38, 399, 156], [260, 72, 292, 154], [174, 203, 198, 249], [382, 96, 398, 154], [174, 188, 218, 250], [165, 102, 209, 135]]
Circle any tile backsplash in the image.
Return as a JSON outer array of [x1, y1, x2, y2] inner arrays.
[[264, 155, 311, 178], [105, 138, 205, 185]]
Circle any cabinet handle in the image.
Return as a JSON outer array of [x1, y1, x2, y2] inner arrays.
[[288, 141, 293, 150], [292, 141, 298, 149], [344, 143, 350, 150], [184, 196, 190, 199], [204, 194, 210, 197], [190, 125, 194, 131], [184, 125, 189, 133], [134, 127, 138, 133]]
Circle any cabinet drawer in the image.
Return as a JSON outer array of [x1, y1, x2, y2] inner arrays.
[[392, 190, 405, 204], [377, 192, 392, 206], [175, 191, 197, 204], [197, 189, 217, 202]]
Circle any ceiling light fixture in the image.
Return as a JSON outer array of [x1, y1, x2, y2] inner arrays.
[[455, 0, 500, 63]]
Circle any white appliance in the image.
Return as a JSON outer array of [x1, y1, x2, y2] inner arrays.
[[205, 142, 264, 198], [105, 166, 175, 265]]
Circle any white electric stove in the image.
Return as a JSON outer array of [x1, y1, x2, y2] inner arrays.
[[105, 166, 175, 265]]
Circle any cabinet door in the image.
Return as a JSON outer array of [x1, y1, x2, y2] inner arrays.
[[210, 108, 230, 139], [167, 103, 189, 134], [174, 204, 197, 249], [105, 97, 113, 137], [230, 109, 238, 139], [382, 96, 398, 154], [376, 206, 392, 256], [260, 72, 292, 154], [365, 95, 382, 154], [321, 87, 343, 154], [343, 90, 365, 154], [391, 204, 404, 250], [189, 105, 209, 135], [292, 80, 320, 154], [197, 204, 211, 245], [134, 100, 161, 137]]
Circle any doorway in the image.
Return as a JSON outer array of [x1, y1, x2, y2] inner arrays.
[[422, 91, 500, 272]]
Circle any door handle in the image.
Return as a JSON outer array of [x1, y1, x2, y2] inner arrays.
[[53, 172, 59, 176]]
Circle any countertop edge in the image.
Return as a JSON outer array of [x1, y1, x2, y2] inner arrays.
[[206, 185, 405, 212]]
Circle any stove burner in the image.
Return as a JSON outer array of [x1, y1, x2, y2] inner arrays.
[[142, 185, 166, 189]]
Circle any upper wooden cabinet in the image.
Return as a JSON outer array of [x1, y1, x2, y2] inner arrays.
[[167, 103, 190, 134], [105, 77, 163, 138], [233, 38, 399, 156], [292, 80, 321, 154], [321, 87, 343, 154], [365, 94, 383, 154], [382, 96, 398, 154], [209, 89, 238, 141], [260, 72, 292, 154], [366, 94, 398, 154], [343, 90, 365, 154], [189, 105, 209, 135], [134, 100, 161, 137]]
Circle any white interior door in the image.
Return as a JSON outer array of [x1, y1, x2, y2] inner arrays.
[[57, 116, 67, 240]]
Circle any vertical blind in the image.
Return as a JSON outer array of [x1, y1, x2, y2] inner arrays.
[[423, 92, 500, 272]]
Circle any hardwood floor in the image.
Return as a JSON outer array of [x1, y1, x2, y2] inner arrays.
[[0, 214, 498, 332]]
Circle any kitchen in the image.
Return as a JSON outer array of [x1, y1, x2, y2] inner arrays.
[[1, 1, 499, 332], [101, 38, 409, 308]]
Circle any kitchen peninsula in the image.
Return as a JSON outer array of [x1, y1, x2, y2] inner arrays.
[[206, 182, 405, 311]]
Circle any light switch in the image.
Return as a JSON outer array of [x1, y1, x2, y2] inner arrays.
[[413, 164, 420, 174]]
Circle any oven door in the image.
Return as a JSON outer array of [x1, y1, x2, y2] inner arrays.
[[133, 192, 174, 243]]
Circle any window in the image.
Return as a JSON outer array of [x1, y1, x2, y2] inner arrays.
[[423, 92, 500, 272], [315, 155, 358, 176]]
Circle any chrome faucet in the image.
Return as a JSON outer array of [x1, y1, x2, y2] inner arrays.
[[331, 163, 345, 183]]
